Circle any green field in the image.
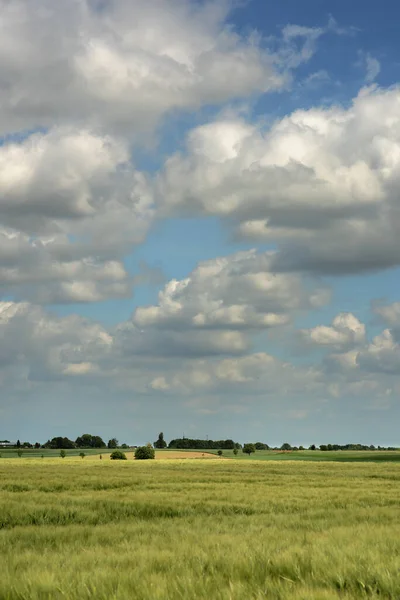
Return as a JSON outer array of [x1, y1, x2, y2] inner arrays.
[[204, 449, 400, 462], [3, 447, 400, 462], [1, 458, 400, 599]]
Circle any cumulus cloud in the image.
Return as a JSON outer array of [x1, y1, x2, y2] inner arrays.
[[133, 250, 330, 334], [0, 301, 112, 381], [159, 86, 400, 275], [0, 128, 154, 302], [373, 301, 400, 328], [0, 0, 289, 136], [299, 313, 366, 350], [357, 329, 400, 374]]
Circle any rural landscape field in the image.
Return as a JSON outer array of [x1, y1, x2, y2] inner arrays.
[[1, 455, 400, 599]]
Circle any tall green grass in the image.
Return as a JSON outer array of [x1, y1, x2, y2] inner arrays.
[[1, 459, 399, 599]]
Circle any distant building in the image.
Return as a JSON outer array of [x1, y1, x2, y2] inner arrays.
[[0, 441, 15, 448]]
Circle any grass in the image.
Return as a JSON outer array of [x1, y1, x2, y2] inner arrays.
[[201, 449, 400, 462], [4, 447, 400, 462], [0, 459, 400, 599]]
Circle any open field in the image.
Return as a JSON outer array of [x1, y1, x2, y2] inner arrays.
[[1, 459, 400, 599], [3, 447, 400, 462], [202, 449, 400, 462], [0, 448, 220, 461]]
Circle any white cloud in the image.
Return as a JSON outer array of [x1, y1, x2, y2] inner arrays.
[[357, 329, 400, 374], [373, 302, 400, 327], [0, 128, 154, 302], [159, 86, 400, 275], [133, 249, 330, 333], [360, 52, 381, 83], [300, 313, 366, 350], [0, 0, 288, 136]]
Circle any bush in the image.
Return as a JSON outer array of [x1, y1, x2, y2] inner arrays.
[[135, 445, 155, 460], [110, 450, 127, 460], [233, 448, 238, 456], [217, 450, 223, 456], [79, 452, 85, 459], [60, 450, 66, 459]]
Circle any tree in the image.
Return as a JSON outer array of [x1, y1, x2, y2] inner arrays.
[[309, 444, 316, 451], [135, 445, 155, 460], [154, 432, 167, 449], [43, 437, 75, 449], [16, 440, 21, 448], [280, 443, 292, 451], [107, 438, 118, 449], [233, 448, 238, 456], [110, 450, 127, 460], [217, 450, 223, 457], [60, 449, 66, 458], [75, 434, 106, 448], [255, 442, 269, 450], [243, 443, 256, 456], [79, 452, 85, 459], [120, 443, 129, 449], [17, 450, 23, 457], [34, 442, 41, 449]]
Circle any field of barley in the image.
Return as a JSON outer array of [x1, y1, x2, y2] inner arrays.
[[1, 458, 399, 599]]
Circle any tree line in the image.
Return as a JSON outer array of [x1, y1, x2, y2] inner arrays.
[[4, 434, 399, 452], [8, 435, 129, 450]]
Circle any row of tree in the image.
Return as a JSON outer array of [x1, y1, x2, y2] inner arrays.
[[166, 436, 241, 450], [40, 435, 128, 450], [7, 435, 399, 452]]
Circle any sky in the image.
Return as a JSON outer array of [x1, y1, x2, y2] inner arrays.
[[1, 0, 400, 447]]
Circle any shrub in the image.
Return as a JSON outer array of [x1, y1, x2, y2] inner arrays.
[[233, 448, 238, 456], [135, 445, 155, 460], [60, 450, 66, 459], [110, 450, 127, 460], [79, 452, 85, 459], [217, 450, 223, 456], [17, 450, 23, 457]]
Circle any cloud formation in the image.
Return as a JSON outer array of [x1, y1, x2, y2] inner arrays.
[[0, 127, 153, 302], [0, 0, 287, 136], [160, 86, 400, 275]]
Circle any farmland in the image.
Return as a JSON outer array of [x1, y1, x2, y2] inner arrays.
[[1, 458, 400, 599]]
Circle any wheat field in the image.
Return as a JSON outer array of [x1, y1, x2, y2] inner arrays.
[[0, 458, 399, 599]]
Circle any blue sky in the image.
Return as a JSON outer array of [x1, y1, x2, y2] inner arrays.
[[1, 0, 400, 447]]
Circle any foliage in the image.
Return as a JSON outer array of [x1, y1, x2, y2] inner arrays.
[[169, 438, 239, 450], [43, 437, 75, 449], [79, 452, 85, 459], [110, 450, 127, 460], [135, 445, 155, 460], [233, 448, 238, 456], [217, 450, 223, 456], [17, 450, 23, 457], [281, 442, 292, 451], [16, 440, 21, 448], [154, 432, 167, 449], [75, 434, 106, 448], [255, 442, 269, 450], [60, 450, 66, 459], [107, 438, 118, 449], [243, 443, 256, 455], [120, 443, 129, 449]]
